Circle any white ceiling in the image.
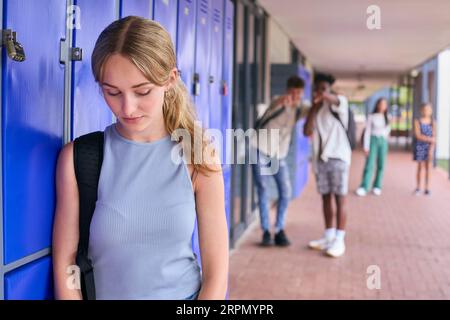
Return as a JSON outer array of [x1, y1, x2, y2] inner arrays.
[[258, 0, 450, 101]]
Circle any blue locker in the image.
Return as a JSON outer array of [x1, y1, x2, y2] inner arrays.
[[221, 0, 234, 228], [298, 65, 312, 105], [2, 0, 66, 264], [71, 0, 116, 139], [208, 0, 223, 132], [293, 66, 311, 197], [4, 256, 53, 300], [176, 0, 197, 98], [193, 0, 211, 128], [153, 0, 177, 50], [121, 0, 153, 18], [294, 118, 310, 196], [191, 0, 212, 267]]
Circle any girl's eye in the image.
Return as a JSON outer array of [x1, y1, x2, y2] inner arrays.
[[136, 90, 151, 96], [107, 91, 121, 96]]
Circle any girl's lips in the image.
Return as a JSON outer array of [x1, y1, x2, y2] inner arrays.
[[123, 116, 143, 124]]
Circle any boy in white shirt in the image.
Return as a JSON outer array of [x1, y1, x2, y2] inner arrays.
[[303, 73, 351, 258]]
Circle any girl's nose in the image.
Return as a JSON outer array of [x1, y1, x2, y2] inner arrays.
[[121, 94, 138, 117]]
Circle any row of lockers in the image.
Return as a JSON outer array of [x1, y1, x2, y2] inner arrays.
[[1, 0, 234, 299]]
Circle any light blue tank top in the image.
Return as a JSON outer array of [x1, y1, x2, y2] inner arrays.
[[88, 124, 201, 299]]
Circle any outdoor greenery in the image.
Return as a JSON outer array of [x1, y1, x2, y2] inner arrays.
[[437, 159, 449, 172]]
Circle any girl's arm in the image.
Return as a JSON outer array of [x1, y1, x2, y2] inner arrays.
[[414, 119, 433, 143], [385, 114, 392, 137], [428, 120, 437, 160], [431, 119, 437, 144], [52, 142, 83, 300], [363, 115, 372, 152], [192, 160, 229, 300]]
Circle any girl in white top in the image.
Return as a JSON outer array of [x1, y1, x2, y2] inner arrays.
[[356, 98, 391, 196]]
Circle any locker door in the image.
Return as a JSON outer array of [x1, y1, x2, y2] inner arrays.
[[4, 256, 53, 300], [193, 0, 211, 128], [298, 65, 312, 105], [177, 0, 196, 99], [208, 0, 223, 132], [294, 65, 311, 196], [221, 0, 234, 229], [190, 0, 212, 267], [71, 0, 117, 139], [2, 0, 66, 264], [121, 0, 153, 18], [153, 0, 177, 50]]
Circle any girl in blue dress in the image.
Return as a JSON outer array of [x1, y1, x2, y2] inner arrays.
[[413, 103, 436, 195]]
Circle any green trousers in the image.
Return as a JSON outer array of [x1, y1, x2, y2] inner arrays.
[[360, 136, 388, 190]]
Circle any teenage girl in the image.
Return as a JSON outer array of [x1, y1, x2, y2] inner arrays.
[[53, 16, 229, 300], [413, 103, 436, 196]]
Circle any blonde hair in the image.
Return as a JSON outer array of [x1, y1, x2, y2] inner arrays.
[[91, 16, 217, 175]]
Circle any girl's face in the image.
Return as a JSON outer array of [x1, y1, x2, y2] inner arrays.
[[421, 105, 433, 118], [100, 53, 175, 137], [377, 99, 388, 113]]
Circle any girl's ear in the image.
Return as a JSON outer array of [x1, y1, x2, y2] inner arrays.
[[165, 68, 178, 91]]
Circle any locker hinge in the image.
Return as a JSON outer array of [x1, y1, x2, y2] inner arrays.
[[1, 29, 26, 62], [70, 47, 83, 61], [60, 38, 83, 64]]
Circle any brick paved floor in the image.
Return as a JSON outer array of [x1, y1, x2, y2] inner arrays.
[[228, 150, 450, 299]]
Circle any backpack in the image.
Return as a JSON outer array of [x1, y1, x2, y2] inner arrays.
[[73, 131, 104, 300], [329, 106, 357, 150], [254, 105, 286, 130], [254, 104, 304, 130]]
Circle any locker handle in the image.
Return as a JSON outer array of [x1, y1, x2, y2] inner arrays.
[[60, 38, 83, 64], [2, 29, 26, 62], [193, 73, 200, 96], [221, 81, 228, 96], [209, 76, 214, 84]]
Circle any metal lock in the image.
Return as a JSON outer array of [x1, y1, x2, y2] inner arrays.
[[2, 30, 26, 62]]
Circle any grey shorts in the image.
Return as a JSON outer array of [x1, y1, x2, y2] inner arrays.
[[315, 159, 349, 196]]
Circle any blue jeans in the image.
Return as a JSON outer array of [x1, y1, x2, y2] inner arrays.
[[252, 150, 292, 232]]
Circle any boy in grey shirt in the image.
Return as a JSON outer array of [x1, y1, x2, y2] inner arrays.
[[251, 76, 308, 247]]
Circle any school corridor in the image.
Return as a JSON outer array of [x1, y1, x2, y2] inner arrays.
[[228, 149, 450, 300], [2, 0, 450, 300]]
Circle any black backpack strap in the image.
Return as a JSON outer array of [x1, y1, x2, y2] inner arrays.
[[255, 106, 286, 129], [295, 106, 302, 122], [329, 105, 350, 143], [73, 131, 104, 300], [329, 105, 345, 129]]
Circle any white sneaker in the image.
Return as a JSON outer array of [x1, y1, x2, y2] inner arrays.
[[325, 239, 346, 258], [372, 188, 382, 196], [308, 237, 334, 251], [355, 187, 367, 197]]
